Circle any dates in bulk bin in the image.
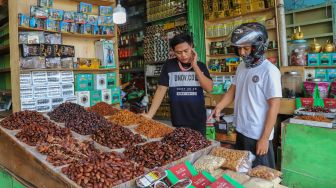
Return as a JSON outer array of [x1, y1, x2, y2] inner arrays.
[[0, 110, 50, 130], [92, 125, 146, 149], [62, 152, 144, 188], [124, 141, 187, 169], [37, 138, 100, 166], [301, 106, 331, 113], [65, 111, 111, 135], [135, 119, 174, 138], [15, 121, 72, 146], [108, 110, 145, 126], [87, 102, 119, 116], [162, 128, 211, 152], [48, 102, 87, 123]]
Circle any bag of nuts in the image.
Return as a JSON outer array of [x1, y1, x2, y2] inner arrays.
[[223, 170, 250, 184], [193, 155, 226, 174], [248, 165, 282, 181], [210, 147, 255, 173]]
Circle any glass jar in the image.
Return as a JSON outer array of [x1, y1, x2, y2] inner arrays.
[[282, 71, 303, 98], [289, 40, 308, 66]]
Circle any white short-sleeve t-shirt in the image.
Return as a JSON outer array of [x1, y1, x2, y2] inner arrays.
[[232, 59, 282, 140]]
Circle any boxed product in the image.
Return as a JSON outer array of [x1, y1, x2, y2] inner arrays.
[[69, 23, 78, 33], [95, 40, 115, 68], [45, 19, 59, 32], [327, 69, 336, 82], [20, 73, 32, 85], [47, 71, 60, 83], [64, 95, 77, 103], [315, 69, 328, 81], [30, 6, 48, 18], [20, 85, 34, 100], [18, 13, 30, 27], [100, 26, 114, 35], [40, 44, 53, 57], [101, 88, 112, 104], [60, 71, 74, 82], [307, 53, 320, 66], [93, 24, 99, 35], [44, 33, 62, 44], [94, 74, 107, 90], [90, 90, 102, 106], [48, 84, 62, 97], [111, 87, 120, 104], [60, 45, 75, 57], [74, 12, 87, 24], [62, 83, 75, 97], [76, 91, 90, 107], [60, 21, 70, 33], [189, 171, 216, 188], [38, 0, 54, 7], [331, 52, 336, 66], [106, 72, 117, 88], [75, 73, 93, 91], [20, 57, 46, 69], [19, 31, 45, 44], [46, 57, 61, 68], [80, 24, 93, 35], [208, 174, 243, 188], [51, 97, 64, 110], [34, 85, 48, 98], [98, 16, 106, 26], [87, 14, 98, 25], [99, 6, 113, 16], [319, 53, 331, 66], [21, 99, 36, 111], [29, 17, 45, 29], [48, 8, 64, 20], [75, 58, 100, 69], [105, 16, 113, 26], [78, 2, 93, 14], [61, 57, 74, 68], [20, 44, 41, 57], [166, 161, 198, 185], [63, 11, 75, 22], [330, 82, 336, 98]]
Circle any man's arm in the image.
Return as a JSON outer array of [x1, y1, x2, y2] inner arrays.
[[213, 85, 236, 120], [256, 97, 281, 155], [193, 65, 213, 92], [145, 85, 168, 119]]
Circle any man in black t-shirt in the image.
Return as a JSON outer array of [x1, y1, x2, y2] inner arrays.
[[144, 33, 213, 135]]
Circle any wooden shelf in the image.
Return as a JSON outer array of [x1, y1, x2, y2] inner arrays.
[[119, 55, 143, 59], [120, 68, 144, 73], [205, 8, 275, 23], [18, 26, 115, 39], [20, 68, 117, 72], [0, 68, 10, 73], [0, 90, 11, 95], [206, 35, 229, 40], [70, 0, 114, 6], [207, 54, 236, 58], [210, 72, 236, 75], [304, 66, 336, 69], [146, 12, 187, 24], [286, 18, 333, 28], [287, 33, 333, 41], [0, 45, 9, 55]]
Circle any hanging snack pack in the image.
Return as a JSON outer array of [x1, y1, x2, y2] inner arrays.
[[295, 98, 319, 108], [210, 147, 255, 173], [189, 171, 216, 188], [207, 174, 244, 188], [193, 155, 226, 174], [323, 98, 336, 109], [248, 165, 282, 181], [330, 81, 336, 98], [99, 6, 113, 16], [316, 82, 330, 98], [166, 161, 198, 185], [303, 81, 317, 98], [63, 11, 75, 22]]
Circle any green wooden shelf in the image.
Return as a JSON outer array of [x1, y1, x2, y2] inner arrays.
[[286, 18, 333, 28]]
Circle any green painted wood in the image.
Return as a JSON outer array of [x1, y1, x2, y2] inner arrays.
[[282, 123, 336, 188], [0, 168, 13, 188], [187, 0, 206, 63]]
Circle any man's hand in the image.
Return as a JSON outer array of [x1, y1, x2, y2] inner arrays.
[[212, 105, 223, 122], [256, 138, 269, 156], [191, 49, 198, 68], [141, 113, 152, 119]]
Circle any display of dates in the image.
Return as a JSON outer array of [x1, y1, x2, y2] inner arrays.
[[162, 128, 211, 152], [37, 138, 99, 166], [15, 121, 72, 146], [302, 106, 331, 113], [92, 125, 146, 149], [65, 111, 110, 135], [48, 102, 87, 123], [0, 110, 50, 130], [62, 152, 144, 188], [124, 141, 186, 169], [87, 102, 119, 116]]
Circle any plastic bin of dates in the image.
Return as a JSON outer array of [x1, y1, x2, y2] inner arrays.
[[0, 110, 50, 130], [135, 118, 174, 139], [108, 110, 146, 126], [48, 102, 87, 123], [294, 106, 336, 119], [87, 102, 119, 116]]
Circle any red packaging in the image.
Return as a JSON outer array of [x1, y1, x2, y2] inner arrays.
[[323, 98, 336, 109], [303, 82, 316, 98], [317, 82, 330, 98], [330, 82, 336, 98]]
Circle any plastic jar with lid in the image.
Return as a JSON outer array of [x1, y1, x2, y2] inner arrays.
[[289, 40, 308, 66], [282, 71, 303, 98]]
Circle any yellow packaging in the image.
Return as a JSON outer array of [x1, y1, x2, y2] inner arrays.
[[251, 1, 265, 12], [217, 10, 225, 18], [76, 58, 100, 69], [213, 1, 219, 11], [233, 8, 242, 16], [209, 12, 217, 20], [241, 3, 252, 14]]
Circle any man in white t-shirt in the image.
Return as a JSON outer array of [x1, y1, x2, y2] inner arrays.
[[213, 22, 282, 168]]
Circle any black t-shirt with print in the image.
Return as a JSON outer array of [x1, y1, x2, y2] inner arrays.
[[158, 58, 212, 134]]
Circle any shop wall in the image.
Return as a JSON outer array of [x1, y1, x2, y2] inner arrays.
[[284, 0, 333, 11]]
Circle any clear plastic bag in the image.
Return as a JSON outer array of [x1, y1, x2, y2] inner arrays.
[[46, 58, 61, 68], [193, 155, 225, 173], [210, 147, 255, 173], [20, 57, 46, 69], [248, 165, 282, 181], [243, 177, 274, 188], [210, 169, 225, 179], [223, 170, 250, 184]]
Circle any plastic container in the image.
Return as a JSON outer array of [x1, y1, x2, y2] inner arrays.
[[282, 71, 303, 98], [289, 40, 308, 66]]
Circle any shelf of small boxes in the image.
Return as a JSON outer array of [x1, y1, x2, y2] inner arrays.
[[0, 103, 220, 188], [18, 1, 115, 38]]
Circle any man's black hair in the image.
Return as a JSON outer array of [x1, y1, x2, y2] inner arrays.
[[169, 33, 194, 50]]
